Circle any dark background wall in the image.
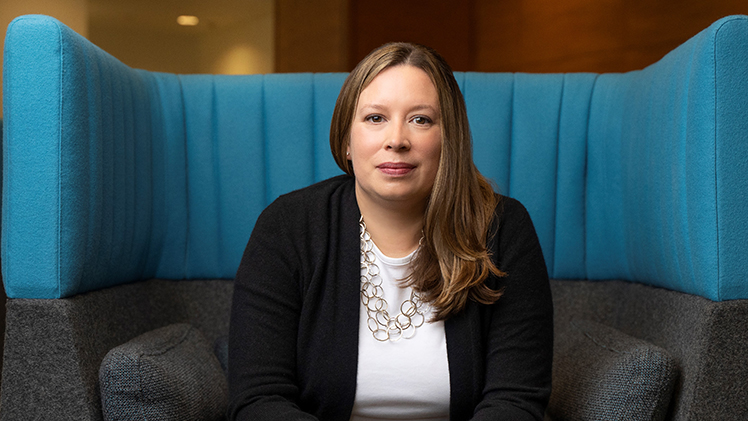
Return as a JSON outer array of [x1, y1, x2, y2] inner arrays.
[[275, 0, 748, 73]]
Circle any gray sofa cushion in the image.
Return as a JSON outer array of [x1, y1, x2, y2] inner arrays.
[[547, 319, 678, 421], [99, 323, 227, 421], [214, 335, 229, 375]]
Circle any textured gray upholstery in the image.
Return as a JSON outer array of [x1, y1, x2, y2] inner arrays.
[[3, 278, 747, 420], [0, 279, 232, 421], [548, 319, 677, 420], [214, 335, 229, 375], [551, 280, 748, 420], [100, 323, 227, 421]]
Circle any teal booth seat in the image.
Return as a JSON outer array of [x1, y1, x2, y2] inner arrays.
[[3, 14, 748, 421], [4, 15, 748, 301]]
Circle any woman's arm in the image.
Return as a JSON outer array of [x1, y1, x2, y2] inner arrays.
[[227, 200, 319, 421], [473, 198, 554, 421]]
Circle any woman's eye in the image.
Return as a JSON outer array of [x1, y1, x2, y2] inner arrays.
[[366, 115, 383, 123], [412, 116, 432, 125]]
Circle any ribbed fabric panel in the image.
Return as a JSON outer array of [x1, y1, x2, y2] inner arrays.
[[462, 72, 514, 193], [62, 27, 155, 296], [177, 74, 272, 279], [629, 44, 710, 297], [140, 72, 187, 279], [461, 72, 594, 280], [458, 73, 597, 279], [584, 17, 746, 299], [181, 75, 223, 279], [554, 73, 597, 279], [312, 73, 347, 182], [509, 74, 564, 276], [163, 73, 345, 280], [263, 74, 316, 202], [3, 15, 159, 297], [586, 73, 630, 282], [208, 75, 270, 278]]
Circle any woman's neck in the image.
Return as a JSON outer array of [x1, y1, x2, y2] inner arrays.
[[357, 196, 425, 259]]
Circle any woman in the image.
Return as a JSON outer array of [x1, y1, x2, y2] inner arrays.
[[228, 42, 553, 421]]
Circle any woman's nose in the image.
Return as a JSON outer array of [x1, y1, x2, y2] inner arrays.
[[385, 123, 410, 151]]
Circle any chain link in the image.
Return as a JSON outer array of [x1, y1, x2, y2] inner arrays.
[[360, 216, 427, 342]]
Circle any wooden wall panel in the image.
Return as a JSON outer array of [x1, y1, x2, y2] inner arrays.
[[275, 0, 748, 73], [347, 0, 475, 71], [475, 0, 748, 73], [275, 0, 350, 72]]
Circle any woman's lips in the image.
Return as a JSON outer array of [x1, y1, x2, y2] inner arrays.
[[377, 162, 416, 176]]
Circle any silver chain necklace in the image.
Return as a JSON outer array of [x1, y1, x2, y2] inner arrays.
[[359, 216, 428, 342]]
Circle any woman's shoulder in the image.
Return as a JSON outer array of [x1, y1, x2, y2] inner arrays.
[[268, 174, 355, 212], [488, 194, 549, 289], [489, 194, 539, 247], [254, 174, 356, 232], [493, 194, 531, 224], [247, 174, 358, 263]]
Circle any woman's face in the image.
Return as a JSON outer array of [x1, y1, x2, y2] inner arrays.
[[347, 65, 442, 213]]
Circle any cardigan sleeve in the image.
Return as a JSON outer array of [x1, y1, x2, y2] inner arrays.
[[227, 199, 319, 421], [471, 198, 554, 420]]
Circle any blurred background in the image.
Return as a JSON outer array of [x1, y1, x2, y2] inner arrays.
[[2, 0, 748, 110]]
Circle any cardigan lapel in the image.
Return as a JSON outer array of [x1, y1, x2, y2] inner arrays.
[[325, 178, 362, 420]]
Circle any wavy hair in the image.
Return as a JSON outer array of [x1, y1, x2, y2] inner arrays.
[[330, 42, 504, 320]]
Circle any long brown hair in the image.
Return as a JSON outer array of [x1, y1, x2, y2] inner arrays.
[[330, 42, 504, 320]]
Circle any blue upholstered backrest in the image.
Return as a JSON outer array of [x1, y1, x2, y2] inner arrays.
[[3, 15, 748, 300]]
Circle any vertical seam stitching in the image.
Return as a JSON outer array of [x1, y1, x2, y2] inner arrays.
[[507, 73, 515, 197], [211, 79, 224, 272], [552, 75, 566, 277], [312, 74, 318, 182], [262, 76, 269, 206], [177, 75, 191, 277], [583, 74, 599, 279]]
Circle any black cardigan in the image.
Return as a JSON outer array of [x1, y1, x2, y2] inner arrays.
[[228, 175, 553, 421]]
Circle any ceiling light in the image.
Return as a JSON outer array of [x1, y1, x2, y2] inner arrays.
[[177, 15, 199, 26]]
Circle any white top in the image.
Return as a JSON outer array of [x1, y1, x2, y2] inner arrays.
[[351, 242, 450, 421]]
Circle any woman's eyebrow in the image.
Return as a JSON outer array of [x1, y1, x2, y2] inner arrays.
[[357, 103, 439, 113], [409, 104, 439, 114], [357, 103, 386, 111]]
